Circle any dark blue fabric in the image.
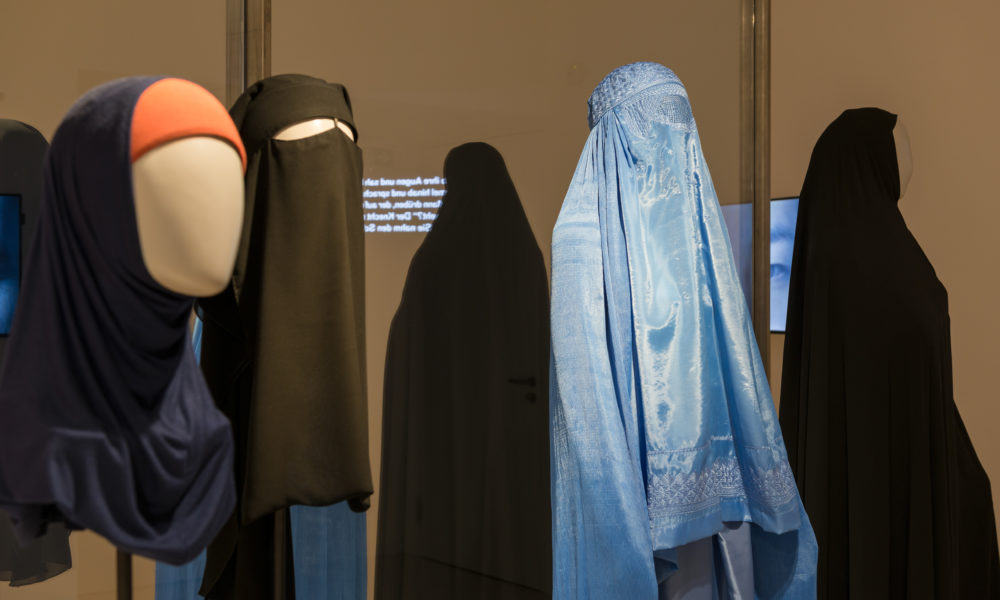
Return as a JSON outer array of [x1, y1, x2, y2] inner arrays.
[[0, 76, 235, 565]]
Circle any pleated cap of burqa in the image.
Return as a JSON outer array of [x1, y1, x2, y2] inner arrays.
[[0, 120, 72, 587], [198, 74, 372, 598], [376, 143, 551, 599], [778, 107, 1000, 598]]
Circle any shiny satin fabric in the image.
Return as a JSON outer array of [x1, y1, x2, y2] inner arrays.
[[550, 62, 817, 598]]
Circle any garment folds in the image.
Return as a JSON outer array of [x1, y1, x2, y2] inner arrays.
[[779, 108, 1000, 598], [0, 78, 236, 565], [0, 119, 71, 587], [376, 143, 551, 599], [198, 74, 372, 598], [549, 62, 817, 599]]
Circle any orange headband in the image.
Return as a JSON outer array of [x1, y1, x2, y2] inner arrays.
[[130, 78, 247, 170]]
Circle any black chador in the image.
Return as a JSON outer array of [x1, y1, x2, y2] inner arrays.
[[376, 143, 551, 599], [779, 108, 1000, 598]]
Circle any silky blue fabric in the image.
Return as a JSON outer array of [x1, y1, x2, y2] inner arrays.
[[156, 320, 368, 600], [290, 503, 366, 599], [550, 62, 817, 599]]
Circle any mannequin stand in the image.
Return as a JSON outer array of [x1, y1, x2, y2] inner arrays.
[[274, 507, 290, 599], [116, 549, 132, 600]]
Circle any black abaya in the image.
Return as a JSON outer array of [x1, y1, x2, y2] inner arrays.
[[375, 143, 551, 599], [778, 108, 1000, 598], [0, 120, 71, 587]]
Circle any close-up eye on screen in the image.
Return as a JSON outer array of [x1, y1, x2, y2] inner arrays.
[[718, 196, 799, 332], [769, 197, 799, 333]]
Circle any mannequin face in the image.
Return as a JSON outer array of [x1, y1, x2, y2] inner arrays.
[[132, 136, 244, 296], [893, 118, 913, 199]]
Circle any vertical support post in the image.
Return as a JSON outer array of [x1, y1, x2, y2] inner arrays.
[[226, 0, 245, 106], [116, 549, 132, 600], [753, 0, 771, 375], [274, 510, 289, 599], [226, 0, 276, 596], [244, 0, 272, 88], [226, 0, 270, 105], [741, 0, 772, 376]]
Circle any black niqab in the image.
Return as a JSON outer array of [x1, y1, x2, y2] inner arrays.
[[779, 107, 1000, 598], [375, 143, 551, 599], [0, 78, 236, 565], [198, 74, 372, 599]]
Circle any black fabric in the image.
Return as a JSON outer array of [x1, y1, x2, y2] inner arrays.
[[0, 78, 235, 565], [375, 143, 551, 599], [0, 120, 71, 587], [778, 107, 1000, 598], [198, 74, 372, 599]]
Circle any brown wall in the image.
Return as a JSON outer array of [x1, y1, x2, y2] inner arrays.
[[771, 0, 1000, 524]]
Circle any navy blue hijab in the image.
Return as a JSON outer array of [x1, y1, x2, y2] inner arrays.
[[0, 77, 235, 565]]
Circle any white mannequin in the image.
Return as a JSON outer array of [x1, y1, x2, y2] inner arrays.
[[132, 136, 244, 297], [274, 117, 355, 142], [893, 118, 912, 199]]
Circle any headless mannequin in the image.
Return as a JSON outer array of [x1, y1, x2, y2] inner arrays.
[[894, 118, 912, 198], [274, 117, 355, 142], [132, 136, 244, 297]]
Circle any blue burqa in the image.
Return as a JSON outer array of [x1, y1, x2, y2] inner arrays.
[[549, 62, 817, 599]]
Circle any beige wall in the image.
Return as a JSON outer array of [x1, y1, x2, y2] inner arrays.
[[771, 0, 1000, 523]]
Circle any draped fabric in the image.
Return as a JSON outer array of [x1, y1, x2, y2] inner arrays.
[[0, 77, 235, 565], [549, 62, 817, 599], [198, 74, 372, 599], [155, 319, 207, 600], [0, 119, 72, 587], [376, 143, 551, 599], [778, 108, 1000, 598]]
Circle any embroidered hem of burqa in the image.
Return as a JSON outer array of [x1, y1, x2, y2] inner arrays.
[[549, 62, 817, 599]]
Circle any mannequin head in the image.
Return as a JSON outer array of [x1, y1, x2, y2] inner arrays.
[[129, 78, 246, 298], [132, 137, 244, 297], [893, 117, 912, 199]]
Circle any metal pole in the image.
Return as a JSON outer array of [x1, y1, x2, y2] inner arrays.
[[752, 0, 772, 376], [742, 0, 772, 376], [116, 549, 132, 600], [226, 1, 277, 597]]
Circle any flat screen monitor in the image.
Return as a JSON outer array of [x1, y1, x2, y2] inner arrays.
[[719, 196, 799, 333], [769, 197, 799, 333], [0, 194, 21, 335]]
